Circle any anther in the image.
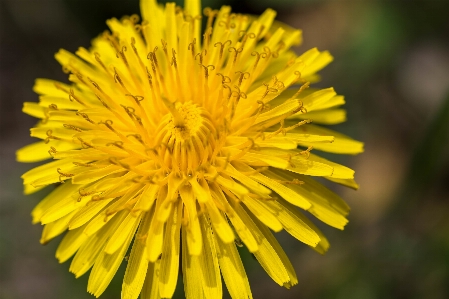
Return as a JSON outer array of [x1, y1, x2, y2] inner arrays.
[[231, 85, 247, 101], [79, 188, 96, 197], [235, 71, 250, 87], [87, 77, 101, 91], [48, 104, 58, 110], [127, 134, 144, 144], [107, 141, 124, 149], [228, 47, 243, 64], [95, 94, 110, 109], [251, 51, 265, 70], [73, 162, 93, 167], [263, 46, 272, 58], [129, 14, 140, 24], [273, 42, 285, 58], [199, 64, 215, 79], [57, 168, 74, 183], [216, 73, 231, 84], [195, 49, 207, 64], [44, 130, 60, 144], [125, 94, 144, 106], [63, 124, 82, 132], [262, 83, 278, 99], [300, 146, 313, 159], [69, 88, 84, 105], [76, 137, 93, 148], [161, 39, 168, 52], [76, 112, 95, 124], [188, 38, 196, 57], [257, 100, 271, 113], [171, 49, 177, 68], [48, 146, 57, 157], [98, 119, 115, 132], [54, 83, 69, 93], [214, 40, 232, 60], [116, 45, 129, 66], [203, 7, 218, 29]]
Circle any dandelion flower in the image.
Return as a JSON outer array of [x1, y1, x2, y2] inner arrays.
[[18, 0, 364, 298]]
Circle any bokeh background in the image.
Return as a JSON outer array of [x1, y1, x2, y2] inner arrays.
[[1, 0, 449, 298]]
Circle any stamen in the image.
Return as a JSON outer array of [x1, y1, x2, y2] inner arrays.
[[95, 94, 110, 109], [57, 168, 74, 183], [195, 49, 207, 65], [228, 47, 243, 64], [288, 81, 310, 101], [48, 146, 57, 157], [251, 51, 267, 70], [214, 40, 232, 60], [44, 130, 61, 144], [116, 45, 129, 67], [73, 162, 93, 167], [125, 94, 144, 106], [107, 141, 125, 149], [235, 71, 250, 87], [262, 83, 278, 100], [69, 88, 85, 105], [76, 137, 93, 148], [94, 52, 109, 74], [300, 146, 313, 159], [216, 73, 231, 84], [127, 134, 144, 145], [171, 49, 177, 68], [188, 38, 196, 57], [203, 7, 218, 29], [199, 64, 215, 79], [76, 112, 95, 124], [98, 119, 116, 132], [63, 124, 82, 132]]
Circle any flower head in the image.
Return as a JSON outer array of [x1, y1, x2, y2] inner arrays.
[[18, 0, 363, 298]]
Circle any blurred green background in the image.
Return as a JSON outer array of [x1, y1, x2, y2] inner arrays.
[[1, 0, 449, 298]]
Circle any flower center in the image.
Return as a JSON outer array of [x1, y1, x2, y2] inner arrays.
[[155, 101, 217, 174]]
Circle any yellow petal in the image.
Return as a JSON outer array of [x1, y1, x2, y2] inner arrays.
[[197, 215, 223, 299], [40, 210, 76, 244], [249, 213, 298, 288], [295, 108, 346, 125], [70, 211, 126, 278], [242, 195, 283, 232], [250, 171, 312, 210], [141, 260, 161, 299], [31, 182, 79, 223], [260, 200, 320, 247], [104, 213, 142, 255], [182, 227, 205, 299], [17, 141, 79, 163], [179, 185, 202, 255], [122, 211, 153, 299], [56, 225, 88, 263], [326, 177, 360, 190], [299, 48, 333, 78], [68, 198, 113, 230], [214, 232, 253, 299], [23, 102, 46, 119], [278, 198, 330, 254], [158, 202, 182, 298], [40, 194, 89, 225], [295, 124, 364, 155], [87, 212, 139, 297]]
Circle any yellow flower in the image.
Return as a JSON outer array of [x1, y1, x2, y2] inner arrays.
[[17, 0, 363, 298]]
